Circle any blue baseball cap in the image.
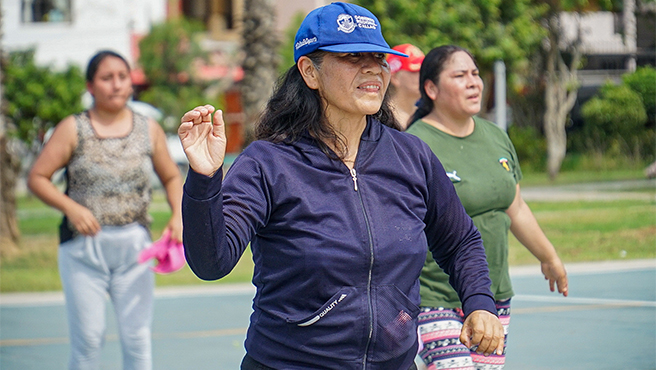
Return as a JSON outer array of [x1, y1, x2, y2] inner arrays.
[[293, 2, 408, 63]]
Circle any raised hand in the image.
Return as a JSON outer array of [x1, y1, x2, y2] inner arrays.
[[178, 105, 227, 177]]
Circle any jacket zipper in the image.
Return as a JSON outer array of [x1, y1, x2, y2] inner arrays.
[[350, 168, 358, 191], [350, 168, 375, 369]]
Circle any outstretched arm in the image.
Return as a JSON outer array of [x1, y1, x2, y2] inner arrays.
[[506, 184, 568, 296]]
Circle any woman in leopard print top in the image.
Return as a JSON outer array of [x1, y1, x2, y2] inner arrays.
[[28, 50, 183, 370]]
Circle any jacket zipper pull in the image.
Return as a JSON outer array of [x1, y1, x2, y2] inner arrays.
[[350, 168, 358, 191]]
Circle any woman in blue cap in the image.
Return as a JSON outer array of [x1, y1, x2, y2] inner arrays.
[[178, 3, 503, 369]]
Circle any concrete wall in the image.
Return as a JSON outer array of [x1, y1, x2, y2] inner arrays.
[[2, 0, 166, 69], [274, 0, 331, 32], [561, 12, 628, 55]]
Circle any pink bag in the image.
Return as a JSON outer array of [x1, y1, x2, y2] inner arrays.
[[138, 229, 186, 274]]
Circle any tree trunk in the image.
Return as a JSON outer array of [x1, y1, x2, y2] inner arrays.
[[623, 0, 637, 72], [0, 127, 22, 255], [240, 0, 280, 147], [543, 12, 580, 181], [0, 13, 21, 255]]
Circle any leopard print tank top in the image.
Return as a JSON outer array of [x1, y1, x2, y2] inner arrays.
[[63, 110, 153, 239]]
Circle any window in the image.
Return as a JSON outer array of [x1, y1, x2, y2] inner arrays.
[[183, 0, 234, 31], [21, 0, 72, 23]]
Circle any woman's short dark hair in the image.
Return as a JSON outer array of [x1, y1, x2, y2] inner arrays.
[[255, 51, 400, 159], [86, 50, 130, 82], [408, 45, 477, 127]]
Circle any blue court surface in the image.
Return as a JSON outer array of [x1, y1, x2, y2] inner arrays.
[[1, 259, 654, 370]]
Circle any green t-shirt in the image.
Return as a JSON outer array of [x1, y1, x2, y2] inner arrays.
[[406, 117, 522, 307]]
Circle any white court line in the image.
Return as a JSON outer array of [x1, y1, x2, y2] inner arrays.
[[510, 259, 656, 277], [2, 260, 654, 306], [514, 294, 656, 307], [154, 282, 255, 299], [0, 283, 256, 307]]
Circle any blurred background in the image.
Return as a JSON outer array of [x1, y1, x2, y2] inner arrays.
[[0, 0, 654, 288], [0, 2, 654, 369]]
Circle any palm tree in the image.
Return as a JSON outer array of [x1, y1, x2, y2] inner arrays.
[[240, 0, 280, 147]]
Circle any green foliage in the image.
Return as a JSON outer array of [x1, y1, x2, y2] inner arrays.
[[580, 82, 647, 153], [3, 49, 86, 146], [507, 125, 546, 172], [353, 0, 547, 79], [622, 66, 656, 126], [139, 85, 213, 131], [560, 139, 654, 172], [139, 19, 205, 87], [573, 78, 654, 169], [278, 12, 306, 75], [138, 19, 218, 129]]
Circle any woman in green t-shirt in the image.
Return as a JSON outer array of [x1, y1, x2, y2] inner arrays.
[[405, 45, 569, 370]]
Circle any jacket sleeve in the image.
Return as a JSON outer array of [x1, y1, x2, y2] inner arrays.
[[182, 154, 269, 280], [422, 151, 497, 318]]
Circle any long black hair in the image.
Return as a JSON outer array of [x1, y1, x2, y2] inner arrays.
[[407, 45, 476, 127], [255, 51, 400, 159], [86, 50, 130, 82]]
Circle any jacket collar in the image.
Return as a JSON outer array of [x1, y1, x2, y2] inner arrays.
[[296, 116, 383, 149]]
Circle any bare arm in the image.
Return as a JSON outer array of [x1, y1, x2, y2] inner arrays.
[[506, 184, 568, 296], [27, 117, 101, 236], [149, 119, 183, 242]]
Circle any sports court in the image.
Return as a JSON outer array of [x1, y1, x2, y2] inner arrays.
[[1, 259, 654, 369]]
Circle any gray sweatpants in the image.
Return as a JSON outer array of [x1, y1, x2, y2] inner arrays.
[[58, 223, 154, 370]]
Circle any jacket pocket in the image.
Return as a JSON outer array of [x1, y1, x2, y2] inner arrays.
[[271, 286, 366, 361], [369, 285, 420, 362]]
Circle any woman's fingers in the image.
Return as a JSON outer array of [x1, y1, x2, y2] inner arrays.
[[179, 105, 216, 146], [75, 217, 100, 236], [89, 218, 101, 235], [461, 310, 505, 356], [557, 275, 569, 296], [68, 204, 101, 236], [213, 109, 225, 137], [494, 322, 505, 355], [177, 105, 226, 177], [178, 121, 194, 135], [181, 105, 215, 125], [542, 260, 569, 297]]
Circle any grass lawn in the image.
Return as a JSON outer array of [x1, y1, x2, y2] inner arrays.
[[519, 168, 648, 187], [3, 170, 655, 293], [508, 199, 655, 264], [3, 195, 255, 292]]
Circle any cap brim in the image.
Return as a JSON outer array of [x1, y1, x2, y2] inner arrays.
[[319, 43, 408, 57]]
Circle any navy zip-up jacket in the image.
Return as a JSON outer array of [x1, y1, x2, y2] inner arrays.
[[182, 118, 496, 369]]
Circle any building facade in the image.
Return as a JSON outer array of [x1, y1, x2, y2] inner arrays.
[[3, 0, 167, 69]]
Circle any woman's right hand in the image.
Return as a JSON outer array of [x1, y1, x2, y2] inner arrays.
[[460, 309, 505, 356], [178, 105, 227, 177], [66, 203, 101, 236]]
